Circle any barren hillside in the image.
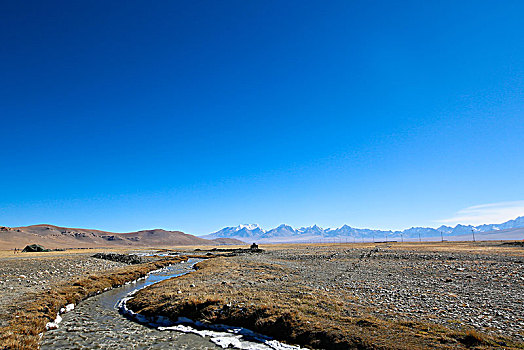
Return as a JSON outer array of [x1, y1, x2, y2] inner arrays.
[[0, 225, 243, 249]]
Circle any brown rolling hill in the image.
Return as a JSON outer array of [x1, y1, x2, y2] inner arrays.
[[0, 224, 244, 250]]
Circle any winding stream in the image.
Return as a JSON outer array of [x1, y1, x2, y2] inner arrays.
[[41, 259, 303, 350], [41, 259, 218, 349]]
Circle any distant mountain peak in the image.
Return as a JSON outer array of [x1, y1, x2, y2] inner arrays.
[[205, 215, 524, 243], [276, 224, 293, 229], [298, 225, 324, 234]]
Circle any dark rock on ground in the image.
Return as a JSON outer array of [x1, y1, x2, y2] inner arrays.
[[91, 253, 146, 265], [22, 244, 49, 252]]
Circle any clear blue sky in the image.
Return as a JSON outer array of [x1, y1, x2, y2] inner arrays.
[[1, 1, 523, 235]]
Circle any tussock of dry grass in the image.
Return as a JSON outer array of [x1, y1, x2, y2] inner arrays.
[[0, 256, 187, 350], [128, 256, 523, 350]]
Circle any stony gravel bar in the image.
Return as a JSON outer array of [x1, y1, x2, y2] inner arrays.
[[248, 244, 524, 341], [126, 243, 524, 349], [0, 252, 127, 327]]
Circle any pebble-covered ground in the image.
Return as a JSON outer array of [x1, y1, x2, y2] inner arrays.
[[129, 242, 524, 348], [0, 252, 127, 327], [248, 244, 524, 341], [1, 243, 523, 349]]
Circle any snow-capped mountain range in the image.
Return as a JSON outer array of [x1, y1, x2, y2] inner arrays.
[[202, 216, 524, 243]]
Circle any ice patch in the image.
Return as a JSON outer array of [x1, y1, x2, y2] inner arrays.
[[211, 335, 244, 348], [153, 316, 305, 349], [46, 302, 75, 330], [60, 303, 75, 313], [45, 313, 62, 330], [158, 320, 304, 349]]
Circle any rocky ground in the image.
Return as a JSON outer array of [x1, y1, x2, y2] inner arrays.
[[263, 244, 524, 340], [0, 251, 127, 327], [129, 242, 524, 349], [1, 243, 523, 349]]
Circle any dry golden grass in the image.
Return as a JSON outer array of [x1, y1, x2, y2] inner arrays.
[[128, 254, 523, 350], [0, 256, 187, 350]]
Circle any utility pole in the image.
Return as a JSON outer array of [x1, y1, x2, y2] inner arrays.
[[471, 228, 476, 242], [440, 231, 443, 242], [401, 233, 403, 243], [418, 232, 421, 243]]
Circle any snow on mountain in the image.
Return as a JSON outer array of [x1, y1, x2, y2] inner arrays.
[[325, 224, 355, 237], [476, 224, 499, 231], [437, 225, 454, 234], [497, 216, 524, 230], [237, 224, 262, 231], [202, 224, 265, 240], [205, 216, 524, 243]]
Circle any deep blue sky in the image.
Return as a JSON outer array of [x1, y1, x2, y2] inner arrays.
[[1, 1, 523, 235]]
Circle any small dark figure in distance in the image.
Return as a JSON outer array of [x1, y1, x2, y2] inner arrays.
[[250, 243, 259, 251]]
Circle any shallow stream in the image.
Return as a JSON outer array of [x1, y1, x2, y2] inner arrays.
[[41, 259, 219, 349]]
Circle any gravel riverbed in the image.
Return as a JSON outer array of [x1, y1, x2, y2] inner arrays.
[[1, 243, 523, 349], [129, 243, 524, 348], [260, 245, 524, 340]]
